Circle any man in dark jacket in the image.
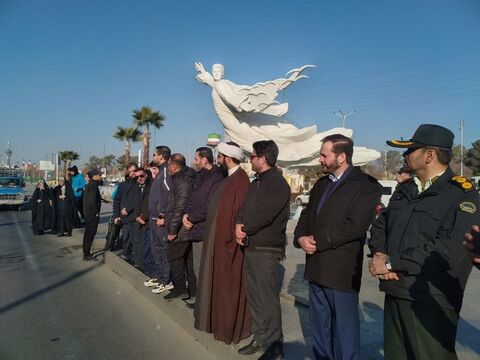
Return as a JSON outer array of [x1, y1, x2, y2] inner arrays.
[[369, 124, 480, 359], [145, 146, 173, 294], [132, 167, 153, 274], [82, 169, 102, 261], [182, 147, 224, 283], [113, 162, 137, 260], [294, 134, 382, 360], [164, 153, 195, 300], [235, 140, 291, 360]]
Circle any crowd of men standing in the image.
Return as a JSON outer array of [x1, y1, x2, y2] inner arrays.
[[32, 123, 480, 360]]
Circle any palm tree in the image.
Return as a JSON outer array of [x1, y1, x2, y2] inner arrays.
[[132, 106, 166, 167], [113, 126, 143, 165], [59, 150, 80, 178]]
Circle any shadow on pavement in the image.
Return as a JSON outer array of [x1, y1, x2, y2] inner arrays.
[[0, 261, 103, 316]]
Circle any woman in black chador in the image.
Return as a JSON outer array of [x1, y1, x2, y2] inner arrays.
[[31, 180, 53, 235], [53, 177, 75, 237]]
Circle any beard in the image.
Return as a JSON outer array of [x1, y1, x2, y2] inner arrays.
[[321, 158, 340, 175], [218, 162, 228, 177]]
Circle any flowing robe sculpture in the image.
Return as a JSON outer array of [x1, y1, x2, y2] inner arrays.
[[195, 63, 380, 167]]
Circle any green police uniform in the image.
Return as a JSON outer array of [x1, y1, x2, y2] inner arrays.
[[370, 124, 480, 359]]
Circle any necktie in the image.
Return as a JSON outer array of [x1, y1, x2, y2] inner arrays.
[[316, 179, 336, 214]]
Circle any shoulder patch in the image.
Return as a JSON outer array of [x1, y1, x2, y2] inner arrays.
[[459, 201, 477, 214], [451, 175, 474, 191]]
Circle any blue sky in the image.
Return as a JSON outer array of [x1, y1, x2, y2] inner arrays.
[[1, 0, 479, 166]]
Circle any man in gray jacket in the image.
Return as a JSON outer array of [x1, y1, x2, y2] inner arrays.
[[143, 146, 174, 294]]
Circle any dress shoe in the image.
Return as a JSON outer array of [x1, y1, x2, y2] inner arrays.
[[258, 342, 284, 360], [164, 288, 189, 301], [83, 254, 98, 261], [238, 339, 264, 356]]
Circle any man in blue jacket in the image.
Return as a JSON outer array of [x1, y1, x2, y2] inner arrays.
[[68, 165, 86, 227]]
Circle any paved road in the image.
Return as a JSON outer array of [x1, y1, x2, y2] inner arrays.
[[0, 208, 216, 360]]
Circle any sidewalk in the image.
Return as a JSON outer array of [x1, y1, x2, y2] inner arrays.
[[91, 205, 480, 359]]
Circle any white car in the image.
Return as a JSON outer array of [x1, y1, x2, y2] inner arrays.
[[294, 191, 310, 206]]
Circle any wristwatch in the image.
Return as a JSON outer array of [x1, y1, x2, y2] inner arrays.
[[385, 258, 393, 271]]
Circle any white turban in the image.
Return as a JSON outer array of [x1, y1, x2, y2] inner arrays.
[[218, 142, 244, 160]]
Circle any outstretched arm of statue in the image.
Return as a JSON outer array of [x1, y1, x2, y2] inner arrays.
[[194, 62, 214, 87]]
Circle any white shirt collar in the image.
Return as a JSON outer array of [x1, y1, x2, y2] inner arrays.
[[228, 165, 240, 176]]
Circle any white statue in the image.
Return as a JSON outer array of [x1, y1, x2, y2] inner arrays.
[[195, 62, 380, 167]]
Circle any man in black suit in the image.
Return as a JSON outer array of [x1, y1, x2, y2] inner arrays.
[[83, 169, 103, 261], [294, 134, 382, 359], [132, 167, 152, 273]]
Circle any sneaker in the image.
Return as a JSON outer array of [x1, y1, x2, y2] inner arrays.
[[143, 278, 159, 287], [152, 282, 174, 294]]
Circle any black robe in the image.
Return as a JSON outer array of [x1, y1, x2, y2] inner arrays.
[[31, 186, 53, 235], [53, 184, 75, 235]]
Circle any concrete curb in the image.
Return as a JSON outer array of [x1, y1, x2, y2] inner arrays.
[[104, 251, 256, 359]]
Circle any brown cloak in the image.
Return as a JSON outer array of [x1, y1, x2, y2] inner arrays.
[[194, 168, 252, 344]]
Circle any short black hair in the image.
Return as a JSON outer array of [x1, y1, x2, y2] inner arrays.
[[321, 134, 354, 165], [154, 146, 171, 161], [170, 153, 186, 168], [148, 161, 159, 169], [424, 146, 452, 166], [252, 140, 279, 167], [126, 162, 137, 170], [195, 147, 214, 164]]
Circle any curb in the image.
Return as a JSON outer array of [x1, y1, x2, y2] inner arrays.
[[104, 251, 256, 359]]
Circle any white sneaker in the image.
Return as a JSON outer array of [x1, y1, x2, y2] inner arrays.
[[144, 278, 159, 287], [152, 282, 174, 294]]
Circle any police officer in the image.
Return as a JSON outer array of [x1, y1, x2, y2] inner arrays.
[[368, 124, 480, 359]]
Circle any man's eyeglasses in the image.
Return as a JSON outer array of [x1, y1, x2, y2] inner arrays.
[[136, 174, 145, 179], [250, 154, 260, 160]]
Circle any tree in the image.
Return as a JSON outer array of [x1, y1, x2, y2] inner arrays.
[[465, 140, 480, 175], [452, 144, 467, 164], [132, 106, 166, 167], [361, 158, 385, 180], [382, 150, 403, 179], [59, 150, 80, 177], [116, 155, 139, 169], [85, 154, 116, 171], [113, 126, 143, 165]]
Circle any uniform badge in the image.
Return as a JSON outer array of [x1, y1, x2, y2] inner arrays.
[[451, 175, 474, 191], [459, 201, 477, 214]]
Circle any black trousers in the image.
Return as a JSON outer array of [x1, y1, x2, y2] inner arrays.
[[384, 294, 459, 360], [243, 250, 283, 348], [167, 240, 196, 295], [83, 215, 99, 256], [73, 196, 84, 226]]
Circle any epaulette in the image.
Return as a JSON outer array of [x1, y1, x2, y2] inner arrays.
[[451, 175, 474, 191]]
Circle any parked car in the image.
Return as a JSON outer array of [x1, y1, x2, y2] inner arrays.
[[295, 191, 310, 206]]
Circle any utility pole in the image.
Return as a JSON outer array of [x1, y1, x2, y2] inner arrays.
[[460, 121, 464, 176], [334, 110, 355, 128]]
